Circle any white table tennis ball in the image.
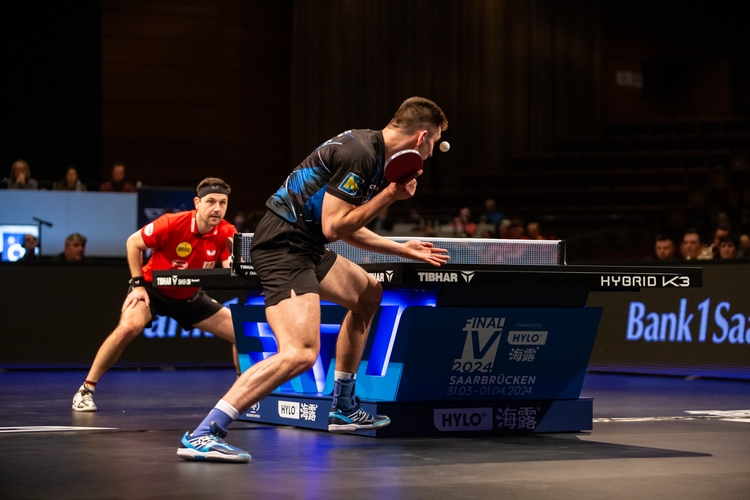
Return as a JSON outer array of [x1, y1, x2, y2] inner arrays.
[[439, 141, 450, 152]]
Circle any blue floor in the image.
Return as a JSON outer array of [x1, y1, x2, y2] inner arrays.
[[1, 370, 749, 499]]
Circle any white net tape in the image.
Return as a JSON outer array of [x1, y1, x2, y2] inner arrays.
[[239, 234, 564, 266]]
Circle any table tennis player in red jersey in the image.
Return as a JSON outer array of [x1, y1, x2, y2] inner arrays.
[[177, 97, 450, 463], [72, 177, 239, 412]]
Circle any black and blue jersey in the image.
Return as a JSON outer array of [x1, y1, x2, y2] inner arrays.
[[265, 129, 387, 244]]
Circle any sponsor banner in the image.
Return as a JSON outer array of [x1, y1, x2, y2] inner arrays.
[[237, 396, 592, 436], [153, 275, 201, 287], [235, 394, 335, 430], [588, 262, 750, 377], [394, 307, 601, 402], [234, 304, 601, 403], [368, 270, 396, 283], [434, 408, 493, 431], [434, 404, 546, 432]]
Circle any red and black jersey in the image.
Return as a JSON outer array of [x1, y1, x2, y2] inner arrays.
[[141, 210, 237, 299]]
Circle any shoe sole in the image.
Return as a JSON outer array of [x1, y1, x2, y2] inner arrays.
[[328, 418, 391, 433], [176, 448, 251, 463], [72, 405, 97, 412]]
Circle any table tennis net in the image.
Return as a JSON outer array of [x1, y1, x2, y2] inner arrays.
[[236, 234, 565, 266]]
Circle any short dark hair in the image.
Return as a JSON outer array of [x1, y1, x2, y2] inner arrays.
[[718, 234, 739, 246], [655, 234, 673, 242], [196, 177, 231, 196], [388, 97, 449, 134], [684, 228, 701, 242]]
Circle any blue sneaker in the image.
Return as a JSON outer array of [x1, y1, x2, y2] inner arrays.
[[328, 397, 391, 433], [176, 422, 251, 463]]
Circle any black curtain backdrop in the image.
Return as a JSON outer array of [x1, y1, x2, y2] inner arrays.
[[289, 0, 600, 192], [5, 2, 102, 188]]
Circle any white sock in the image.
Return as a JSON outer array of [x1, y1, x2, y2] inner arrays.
[[334, 370, 356, 381], [214, 399, 240, 420]]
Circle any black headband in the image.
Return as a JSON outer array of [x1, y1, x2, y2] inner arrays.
[[197, 184, 230, 198]]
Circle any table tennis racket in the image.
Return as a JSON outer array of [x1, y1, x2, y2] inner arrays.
[[384, 149, 423, 183]]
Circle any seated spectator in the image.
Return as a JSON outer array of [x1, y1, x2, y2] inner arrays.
[[497, 218, 512, 239], [738, 234, 750, 259], [653, 234, 677, 260], [710, 224, 730, 259], [526, 221, 545, 240], [54, 233, 88, 262], [53, 167, 87, 191], [452, 207, 477, 237], [21, 234, 40, 261], [482, 198, 505, 226], [100, 163, 135, 192], [508, 218, 528, 240], [422, 221, 437, 238], [6, 159, 38, 190], [717, 234, 739, 259], [681, 228, 711, 260]]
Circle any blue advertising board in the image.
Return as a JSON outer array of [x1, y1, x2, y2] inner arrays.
[[588, 262, 749, 379], [232, 290, 602, 436]]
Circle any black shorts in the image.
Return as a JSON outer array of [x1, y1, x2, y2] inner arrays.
[[250, 210, 337, 306], [133, 283, 224, 331]]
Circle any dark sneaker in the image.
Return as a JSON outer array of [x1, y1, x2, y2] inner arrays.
[[72, 384, 97, 412], [176, 423, 251, 463], [328, 397, 391, 433]]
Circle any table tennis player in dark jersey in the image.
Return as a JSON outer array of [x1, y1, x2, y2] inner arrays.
[[71, 177, 239, 412], [178, 97, 449, 463]]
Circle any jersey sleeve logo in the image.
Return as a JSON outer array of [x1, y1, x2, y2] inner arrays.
[[176, 242, 192, 257], [144, 223, 154, 237], [338, 172, 364, 196]]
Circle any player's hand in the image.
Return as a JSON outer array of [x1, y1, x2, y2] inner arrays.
[[388, 170, 422, 200], [122, 287, 149, 311], [400, 240, 450, 267]]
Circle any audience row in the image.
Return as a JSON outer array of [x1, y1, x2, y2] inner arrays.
[[5, 160, 136, 192], [15, 232, 89, 263], [653, 227, 750, 261]]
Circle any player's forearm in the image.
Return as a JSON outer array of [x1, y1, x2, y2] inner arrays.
[[125, 234, 145, 278], [343, 227, 403, 256]]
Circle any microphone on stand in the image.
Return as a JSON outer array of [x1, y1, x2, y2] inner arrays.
[[32, 217, 53, 227], [32, 217, 53, 258]]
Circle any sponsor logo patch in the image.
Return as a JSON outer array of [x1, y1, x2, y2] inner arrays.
[[434, 408, 493, 431], [176, 242, 192, 257], [368, 270, 394, 283], [144, 223, 154, 237], [245, 402, 261, 419], [338, 172, 364, 196], [278, 401, 300, 419], [507, 331, 548, 345]]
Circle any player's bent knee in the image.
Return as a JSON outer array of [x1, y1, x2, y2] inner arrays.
[[115, 320, 145, 341], [358, 282, 382, 316], [287, 349, 318, 376]]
